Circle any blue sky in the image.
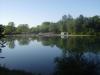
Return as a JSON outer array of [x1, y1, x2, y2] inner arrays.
[[0, 0, 100, 27]]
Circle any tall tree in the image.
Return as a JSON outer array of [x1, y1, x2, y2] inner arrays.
[[40, 22, 50, 32], [4, 22, 15, 35], [75, 15, 85, 34], [16, 24, 29, 34]]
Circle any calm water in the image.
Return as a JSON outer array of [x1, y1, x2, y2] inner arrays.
[[0, 36, 100, 75]]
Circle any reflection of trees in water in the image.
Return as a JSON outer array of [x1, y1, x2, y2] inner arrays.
[[0, 37, 40, 75], [38, 36, 100, 75], [38, 37, 58, 47], [38, 36, 100, 52], [1, 36, 35, 49], [5, 36, 15, 49], [66, 36, 100, 52], [0, 37, 6, 58], [2, 36, 100, 51], [0, 36, 100, 75], [0, 38, 6, 51], [54, 51, 100, 75], [5, 36, 31, 47], [16, 36, 30, 45], [0, 36, 38, 74]]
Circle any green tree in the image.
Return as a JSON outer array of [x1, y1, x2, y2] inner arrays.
[[92, 16, 100, 32], [0, 24, 4, 35], [49, 23, 60, 33], [65, 14, 75, 34], [4, 22, 15, 35], [16, 24, 29, 34], [40, 22, 50, 32], [75, 15, 85, 34]]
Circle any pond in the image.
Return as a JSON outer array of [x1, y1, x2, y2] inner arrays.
[[0, 36, 100, 75]]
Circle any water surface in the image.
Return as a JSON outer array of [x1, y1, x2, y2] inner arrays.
[[0, 36, 100, 75]]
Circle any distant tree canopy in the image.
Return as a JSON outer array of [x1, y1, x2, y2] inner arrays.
[[1, 14, 100, 35], [16, 24, 29, 34], [3, 22, 15, 35], [30, 14, 100, 35]]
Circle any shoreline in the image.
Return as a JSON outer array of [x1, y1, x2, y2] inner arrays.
[[4, 34, 96, 37]]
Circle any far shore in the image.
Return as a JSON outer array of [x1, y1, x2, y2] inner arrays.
[[67, 35, 96, 36], [4, 33, 96, 37]]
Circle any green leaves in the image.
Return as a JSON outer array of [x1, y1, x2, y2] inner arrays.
[[0, 24, 4, 35], [1, 15, 100, 35], [4, 22, 15, 35], [16, 24, 29, 34]]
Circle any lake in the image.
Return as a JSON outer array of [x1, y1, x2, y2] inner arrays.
[[0, 36, 100, 75]]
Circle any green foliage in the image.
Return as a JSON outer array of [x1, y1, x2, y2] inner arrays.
[[1, 15, 100, 35], [49, 23, 60, 33], [75, 15, 85, 33], [40, 22, 50, 32], [16, 24, 29, 34], [4, 22, 15, 35], [0, 24, 4, 35]]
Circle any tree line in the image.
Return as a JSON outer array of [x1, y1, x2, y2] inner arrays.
[[0, 14, 100, 35]]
